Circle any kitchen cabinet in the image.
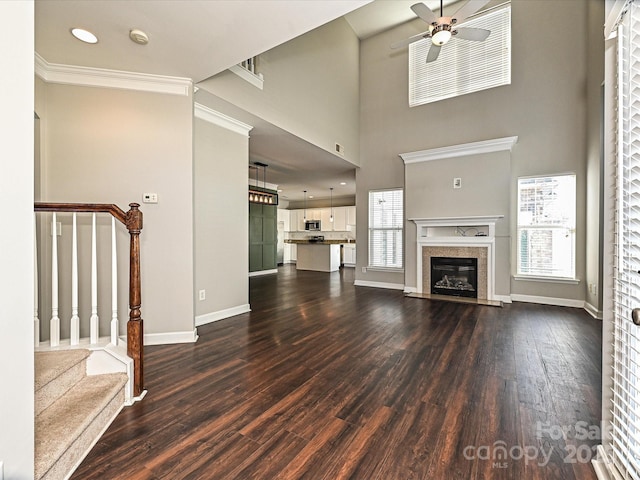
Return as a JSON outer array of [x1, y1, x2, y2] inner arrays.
[[343, 243, 356, 266], [286, 206, 356, 232], [331, 207, 347, 231], [346, 206, 356, 227]]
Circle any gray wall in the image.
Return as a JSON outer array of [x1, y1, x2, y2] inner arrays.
[[358, 0, 598, 302], [585, 0, 605, 314], [405, 152, 511, 296], [36, 81, 195, 341], [199, 17, 361, 167], [0, 2, 35, 477], [194, 115, 249, 317]]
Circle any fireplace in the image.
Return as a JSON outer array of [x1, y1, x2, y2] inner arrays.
[[431, 257, 478, 298]]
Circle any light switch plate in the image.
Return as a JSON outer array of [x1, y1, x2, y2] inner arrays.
[[143, 193, 158, 204], [453, 178, 462, 189]]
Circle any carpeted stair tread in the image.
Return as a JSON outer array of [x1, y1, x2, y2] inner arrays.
[[35, 350, 90, 391], [35, 372, 128, 480]]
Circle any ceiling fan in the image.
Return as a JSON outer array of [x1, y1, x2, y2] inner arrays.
[[391, 0, 492, 63]]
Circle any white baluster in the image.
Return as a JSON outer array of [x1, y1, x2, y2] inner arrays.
[[70, 213, 80, 345], [50, 213, 60, 347], [90, 212, 99, 344], [110, 216, 118, 345], [34, 214, 40, 347]]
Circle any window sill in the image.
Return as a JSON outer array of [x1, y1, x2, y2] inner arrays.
[[513, 275, 580, 285], [366, 266, 404, 273]]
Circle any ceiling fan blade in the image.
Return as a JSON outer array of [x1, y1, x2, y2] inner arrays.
[[454, 27, 491, 42], [426, 44, 442, 63], [452, 0, 491, 24], [411, 3, 438, 24], [391, 30, 431, 49]]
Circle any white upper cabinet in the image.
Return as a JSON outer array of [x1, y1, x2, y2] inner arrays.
[[285, 206, 355, 232], [331, 207, 347, 231]]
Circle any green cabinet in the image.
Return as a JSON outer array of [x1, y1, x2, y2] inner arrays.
[[249, 201, 277, 272]]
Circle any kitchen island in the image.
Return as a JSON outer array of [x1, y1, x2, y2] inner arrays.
[[296, 243, 341, 272]]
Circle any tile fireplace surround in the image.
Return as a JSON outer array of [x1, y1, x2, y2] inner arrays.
[[411, 216, 503, 301]]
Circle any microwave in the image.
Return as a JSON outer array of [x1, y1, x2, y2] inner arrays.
[[305, 220, 321, 231]]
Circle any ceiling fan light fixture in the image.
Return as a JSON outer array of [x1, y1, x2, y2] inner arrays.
[[431, 25, 452, 46]]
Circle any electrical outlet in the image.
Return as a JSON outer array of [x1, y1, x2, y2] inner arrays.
[[198, 289, 206, 301], [142, 193, 158, 204], [361, 267, 367, 273]]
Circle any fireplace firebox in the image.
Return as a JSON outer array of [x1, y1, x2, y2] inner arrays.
[[430, 257, 478, 298]]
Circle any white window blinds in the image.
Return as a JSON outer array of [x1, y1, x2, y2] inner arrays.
[[409, 3, 511, 106], [368, 189, 403, 269], [607, 3, 640, 478], [516, 175, 576, 278]]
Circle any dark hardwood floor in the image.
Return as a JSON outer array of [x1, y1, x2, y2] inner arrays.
[[72, 265, 602, 480]]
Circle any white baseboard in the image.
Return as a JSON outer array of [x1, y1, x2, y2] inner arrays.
[[249, 269, 278, 277], [143, 329, 198, 346], [404, 286, 418, 294], [195, 304, 251, 327], [354, 280, 405, 290], [584, 302, 603, 319], [493, 294, 512, 304], [511, 294, 585, 309]]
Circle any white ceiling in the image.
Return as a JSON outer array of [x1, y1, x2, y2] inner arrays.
[[35, 0, 461, 203]]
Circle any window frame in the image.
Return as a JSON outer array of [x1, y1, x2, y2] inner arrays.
[[515, 173, 577, 281], [368, 188, 404, 271], [408, 2, 511, 107]]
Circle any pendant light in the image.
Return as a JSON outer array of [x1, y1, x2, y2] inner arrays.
[[329, 187, 334, 223], [303, 190, 307, 220], [249, 162, 278, 205]]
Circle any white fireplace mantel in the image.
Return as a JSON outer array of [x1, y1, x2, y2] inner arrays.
[[411, 215, 503, 300]]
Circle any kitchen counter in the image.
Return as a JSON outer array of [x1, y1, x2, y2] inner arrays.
[[285, 239, 354, 244], [296, 243, 341, 272]]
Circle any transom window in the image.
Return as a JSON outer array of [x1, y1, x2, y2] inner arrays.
[[409, 2, 511, 106]]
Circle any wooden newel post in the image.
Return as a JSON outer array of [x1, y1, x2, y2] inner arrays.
[[126, 203, 144, 397]]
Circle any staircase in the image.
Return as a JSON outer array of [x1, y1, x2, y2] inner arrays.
[[35, 349, 128, 480]]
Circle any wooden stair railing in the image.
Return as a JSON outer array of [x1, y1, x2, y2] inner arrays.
[[34, 202, 144, 397]]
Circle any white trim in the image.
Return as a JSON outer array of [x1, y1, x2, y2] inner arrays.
[[604, 0, 628, 40], [494, 294, 512, 304], [365, 266, 404, 273], [195, 304, 251, 327], [194, 103, 253, 136], [511, 294, 585, 309], [404, 286, 418, 294], [249, 269, 278, 277], [513, 274, 581, 285], [143, 329, 198, 345], [399, 136, 518, 164], [354, 280, 405, 290], [585, 302, 604, 320], [229, 64, 264, 89], [35, 53, 192, 96]]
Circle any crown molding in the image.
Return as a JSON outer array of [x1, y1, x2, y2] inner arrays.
[[400, 136, 518, 164], [35, 53, 192, 96], [194, 103, 253, 136]]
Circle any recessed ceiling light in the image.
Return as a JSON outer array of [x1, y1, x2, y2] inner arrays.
[[340, 182, 347, 185], [309, 195, 314, 199], [129, 29, 149, 45], [71, 28, 98, 44], [277, 189, 283, 193]]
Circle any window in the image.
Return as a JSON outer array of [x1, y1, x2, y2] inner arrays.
[[368, 189, 403, 269], [409, 2, 511, 106], [516, 175, 576, 279]]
